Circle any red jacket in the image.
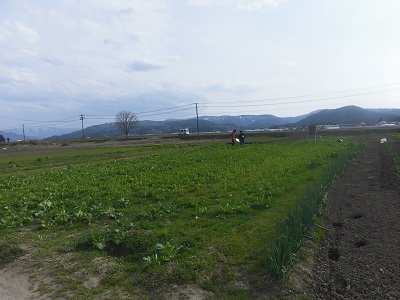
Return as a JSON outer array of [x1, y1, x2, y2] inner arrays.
[[230, 131, 236, 140]]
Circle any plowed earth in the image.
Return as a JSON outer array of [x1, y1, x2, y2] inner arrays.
[[290, 136, 400, 300]]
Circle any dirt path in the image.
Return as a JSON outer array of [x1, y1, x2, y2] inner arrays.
[[0, 262, 38, 300], [304, 138, 400, 299]]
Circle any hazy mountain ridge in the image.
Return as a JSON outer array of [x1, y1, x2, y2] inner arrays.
[[24, 127, 79, 139], [2, 106, 400, 141], [44, 119, 236, 140], [1, 127, 79, 141], [0, 131, 21, 142], [200, 113, 310, 129], [288, 106, 400, 127]]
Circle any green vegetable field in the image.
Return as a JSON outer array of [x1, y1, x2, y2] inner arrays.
[[0, 138, 360, 299]]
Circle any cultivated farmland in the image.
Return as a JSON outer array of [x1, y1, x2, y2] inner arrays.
[[287, 134, 400, 299], [0, 136, 360, 299]]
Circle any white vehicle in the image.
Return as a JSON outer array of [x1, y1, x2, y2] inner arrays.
[[178, 128, 190, 135]]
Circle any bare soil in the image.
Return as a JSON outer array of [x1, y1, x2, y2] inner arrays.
[[0, 262, 37, 300], [288, 135, 400, 299]]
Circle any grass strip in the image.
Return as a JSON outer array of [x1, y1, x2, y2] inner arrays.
[[264, 142, 363, 279], [385, 142, 400, 174]]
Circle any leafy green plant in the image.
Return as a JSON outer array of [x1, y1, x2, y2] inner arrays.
[[156, 242, 182, 261], [143, 242, 182, 267], [0, 138, 362, 297]]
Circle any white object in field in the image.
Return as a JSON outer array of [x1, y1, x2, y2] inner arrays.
[[236, 138, 240, 142], [380, 138, 387, 143], [2, 148, 7, 151], [178, 128, 189, 135]]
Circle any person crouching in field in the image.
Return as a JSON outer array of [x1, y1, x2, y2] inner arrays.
[[238, 130, 245, 146], [230, 129, 237, 146]]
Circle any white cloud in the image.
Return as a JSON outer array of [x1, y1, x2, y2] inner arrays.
[[40, 56, 63, 66], [237, 0, 285, 10], [15, 22, 40, 43], [187, 0, 285, 10], [0, 21, 39, 44], [1, 67, 40, 86], [280, 60, 298, 66], [0, 22, 13, 43], [1, 0, 400, 128]]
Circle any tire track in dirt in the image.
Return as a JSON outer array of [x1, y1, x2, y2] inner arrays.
[[310, 140, 400, 299]]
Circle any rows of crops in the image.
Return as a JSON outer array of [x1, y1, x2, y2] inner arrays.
[[0, 139, 358, 298]]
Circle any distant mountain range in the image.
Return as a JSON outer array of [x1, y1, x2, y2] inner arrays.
[[288, 106, 400, 127], [1, 106, 400, 141], [0, 127, 78, 141], [42, 111, 315, 139]]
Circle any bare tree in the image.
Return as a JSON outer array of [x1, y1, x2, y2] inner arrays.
[[115, 110, 139, 140]]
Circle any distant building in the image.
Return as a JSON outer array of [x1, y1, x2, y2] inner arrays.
[[377, 121, 397, 127]]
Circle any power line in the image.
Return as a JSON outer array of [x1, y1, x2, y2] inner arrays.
[[197, 83, 400, 105], [84, 104, 194, 118], [80, 115, 85, 140], [137, 104, 194, 114], [22, 124, 26, 141], [198, 94, 400, 116], [82, 107, 195, 121], [0, 115, 78, 124], [194, 102, 199, 134], [2, 81, 400, 132], [199, 87, 400, 107], [137, 107, 193, 118]]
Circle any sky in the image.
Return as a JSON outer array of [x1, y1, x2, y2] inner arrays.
[[1, 0, 400, 131]]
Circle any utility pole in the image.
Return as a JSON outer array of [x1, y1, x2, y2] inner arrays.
[[194, 103, 199, 134], [22, 124, 26, 141], [80, 115, 85, 140]]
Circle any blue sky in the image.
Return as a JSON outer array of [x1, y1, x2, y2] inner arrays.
[[1, 0, 400, 131]]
